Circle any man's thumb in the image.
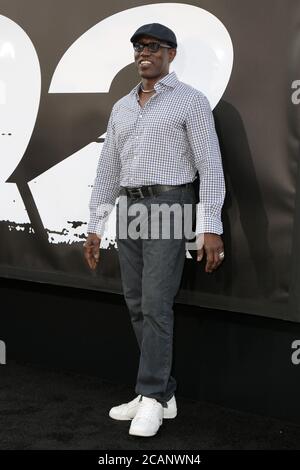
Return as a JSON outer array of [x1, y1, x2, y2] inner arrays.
[[197, 248, 203, 262], [92, 242, 100, 260]]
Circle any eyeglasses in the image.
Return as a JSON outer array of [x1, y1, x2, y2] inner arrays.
[[133, 42, 172, 53]]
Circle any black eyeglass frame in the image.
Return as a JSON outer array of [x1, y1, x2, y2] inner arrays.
[[133, 42, 172, 53]]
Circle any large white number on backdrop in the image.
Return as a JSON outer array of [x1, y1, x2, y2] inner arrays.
[[26, 4, 233, 246], [0, 15, 41, 229]]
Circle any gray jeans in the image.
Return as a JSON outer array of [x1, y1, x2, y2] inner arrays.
[[115, 184, 196, 406]]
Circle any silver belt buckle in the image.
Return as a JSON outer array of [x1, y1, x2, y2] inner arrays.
[[128, 187, 144, 199]]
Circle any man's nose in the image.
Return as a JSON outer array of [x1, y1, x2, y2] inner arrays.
[[140, 46, 151, 55]]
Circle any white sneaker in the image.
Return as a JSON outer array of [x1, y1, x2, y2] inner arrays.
[[109, 394, 177, 421], [129, 396, 163, 437], [109, 394, 142, 421], [163, 395, 177, 419]]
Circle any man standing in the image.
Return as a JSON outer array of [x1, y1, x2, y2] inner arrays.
[[84, 23, 225, 437]]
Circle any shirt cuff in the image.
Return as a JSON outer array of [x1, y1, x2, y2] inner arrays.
[[87, 214, 108, 237], [195, 204, 223, 235], [87, 220, 106, 237]]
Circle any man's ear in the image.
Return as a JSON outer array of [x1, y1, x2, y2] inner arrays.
[[168, 48, 177, 63]]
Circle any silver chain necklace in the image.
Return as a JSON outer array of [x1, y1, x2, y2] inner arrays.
[[140, 85, 155, 93]]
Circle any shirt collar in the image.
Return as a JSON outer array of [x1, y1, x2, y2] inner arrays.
[[130, 71, 179, 98]]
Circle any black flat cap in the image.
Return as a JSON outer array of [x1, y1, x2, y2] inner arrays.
[[130, 23, 177, 48]]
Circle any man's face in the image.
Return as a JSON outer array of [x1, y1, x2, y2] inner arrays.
[[133, 35, 176, 80]]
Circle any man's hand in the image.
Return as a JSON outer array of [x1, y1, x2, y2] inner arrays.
[[196, 233, 224, 273], [83, 233, 101, 270]]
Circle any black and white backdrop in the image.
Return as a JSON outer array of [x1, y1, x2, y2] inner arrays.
[[1, 0, 299, 322]]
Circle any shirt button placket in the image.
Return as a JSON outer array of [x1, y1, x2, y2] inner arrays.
[[133, 111, 142, 172]]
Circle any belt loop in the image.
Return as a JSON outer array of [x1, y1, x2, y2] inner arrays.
[[148, 186, 154, 197]]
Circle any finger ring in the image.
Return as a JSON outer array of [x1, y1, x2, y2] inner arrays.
[[218, 251, 225, 259]]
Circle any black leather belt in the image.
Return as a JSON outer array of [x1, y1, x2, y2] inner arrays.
[[119, 183, 193, 199]]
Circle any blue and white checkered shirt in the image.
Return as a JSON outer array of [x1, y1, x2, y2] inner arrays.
[[87, 71, 225, 236]]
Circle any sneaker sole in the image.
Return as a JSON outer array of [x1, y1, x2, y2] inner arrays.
[[129, 428, 159, 437], [109, 413, 132, 421], [109, 409, 177, 420], [129, 422, 162, 437]]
